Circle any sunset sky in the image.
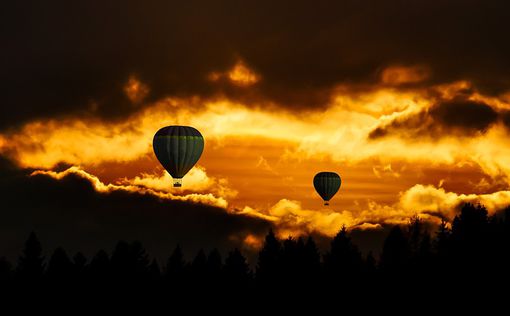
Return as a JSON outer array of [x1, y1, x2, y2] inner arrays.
[[2, 0, 510, 259]]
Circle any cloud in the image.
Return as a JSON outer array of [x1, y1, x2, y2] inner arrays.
[[119, 166, 237, 199], [209, 60, 260, 87], [0, 156, 271, 261], [124, 76, 150, 104], [380, 65, 431, 86], [369, 99, 499, 139], [236, 183, 510, 239], [31, 166, 230, 208], [359, 184, 510, 226], [3, 0, 510, 130]]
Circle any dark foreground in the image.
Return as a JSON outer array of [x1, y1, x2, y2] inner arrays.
[[1, 203, 509, 305]]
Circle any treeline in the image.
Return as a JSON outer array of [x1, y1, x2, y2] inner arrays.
[[1, 203, 510, 293]]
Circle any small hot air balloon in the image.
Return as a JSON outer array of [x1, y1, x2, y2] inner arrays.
[[153, 125, 204, 187], [313, 172, 341, 206]]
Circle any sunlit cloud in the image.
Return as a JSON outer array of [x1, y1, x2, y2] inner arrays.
[[124, 76, 150, 104], [234, 183, 510, 238], [380, 65, 430, 85], [2, 77, 510, 238], [31, 166, 229, 208], [208, 60, 260, 87], [120, 165, 237, 199], [227, 60, 260, 86]]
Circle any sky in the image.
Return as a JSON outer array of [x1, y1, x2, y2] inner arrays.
[[2, 0, 510, 260]]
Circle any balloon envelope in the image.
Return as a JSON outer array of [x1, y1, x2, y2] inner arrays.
[[153, 126, 204, 187], [313, 172, 341, 205]]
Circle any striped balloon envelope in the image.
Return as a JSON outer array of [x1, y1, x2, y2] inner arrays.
[[313, 172, 341, 205], [153, 126, 204, 187]]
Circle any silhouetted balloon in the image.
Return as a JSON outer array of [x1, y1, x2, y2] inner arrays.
[[153, 126, 204, 187], [313, 172, 341, 205]]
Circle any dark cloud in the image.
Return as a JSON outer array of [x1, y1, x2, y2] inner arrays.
[[431, 100, 498, 131], [2, 0, 510, 129], [501, 111, 510, 130], [369, 99, 499, 139], [0, 156, 271, 262]]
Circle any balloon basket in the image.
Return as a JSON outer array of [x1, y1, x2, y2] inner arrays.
[[324, 202, 329, 206], [173, 178, 183, 187]]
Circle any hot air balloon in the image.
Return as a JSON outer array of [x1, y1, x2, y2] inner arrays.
[[153, 125, 204, 187], [313, 172, 341, 205]]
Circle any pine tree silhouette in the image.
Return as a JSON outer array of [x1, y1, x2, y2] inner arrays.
[[0, 257, 12, 283], [451, 203, 490, 278], [129, 241, 150, 280], [165, 245, 185, 288], [452, 203, 489, 241], [365, 252, 377, 276], [47, 247, 73, 282], [408, 216, 425, 255], [435, 219, 451, 256], [224, 248, 250, 286], [304, 237, 321, 271], [379, 226, 409, 274], [16, 232, 45, 282], [110, 240, 149, 283], [256, 229, 281, 284], [191, 249, 207, 281], [206, 248, 222, 285], [281, 237, 298, 284], [148, 259, 161, 282], [72, 252, 87, 279], [324, 226, 363, 282], [87, 249, 110, 287], [5, 200, 510, 296]]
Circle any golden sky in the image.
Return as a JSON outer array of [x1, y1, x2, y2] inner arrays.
[[2, 62, 510, 240]]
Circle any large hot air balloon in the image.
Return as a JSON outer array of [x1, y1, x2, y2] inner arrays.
[[153, 125, 204, 187], [313, 172, 341, 205]]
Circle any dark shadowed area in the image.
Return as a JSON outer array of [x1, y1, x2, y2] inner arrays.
[[3, 0, 510, 130], [0, 156, 272, 262], [369, 99, 503, 139]]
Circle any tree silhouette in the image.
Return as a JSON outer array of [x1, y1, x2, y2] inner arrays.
[[451, 203, 491, 278], [365, 252, 377, 276], [129, 241, 150, 279], [303, 236, 321, 274], [110, 240, 149, 283], [47, 247, 73, 282], [324, 226, 363, 282], [452, 203, 489, 241], [4, 201, 510, 294], [281, 237, 299, 284], [87, 249, 110, 282], [165, 245, 185, 287], [379, 226, 409, 274], [190, 249, 207, 284], [72, 252, 87, 279], [256, 229, 281, 284], [0, 257, 12, 283], [435, 220, 451, 256], [408, 216, 425, 255], [148, 259, 161, 282], [16, 232, 45, 282], [206, 249, 222, 284], [224, 248, 250, 285]]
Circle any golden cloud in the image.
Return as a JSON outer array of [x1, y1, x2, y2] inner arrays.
[[31, 166, 229, 208], [227, 61, 260, 86], [124, 76, 149, 104], [233, 183, 510, 239], [2, 78, 510, 240], [381, 65, 430, 85], [119, 165, 237, 199], [208, 60, 260, 86]]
